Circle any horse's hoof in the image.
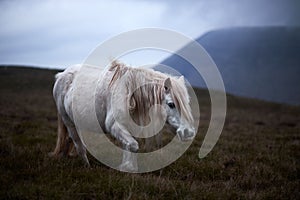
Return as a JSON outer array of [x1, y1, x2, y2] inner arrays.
[[48, 152, 61, 158], [129, 142, 139, 152], [84, 163, 91, 168], [48, 152, 54, 157], [119, 162, 138, 172]]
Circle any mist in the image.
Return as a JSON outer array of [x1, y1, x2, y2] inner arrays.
[[0, 0, 299, 68]]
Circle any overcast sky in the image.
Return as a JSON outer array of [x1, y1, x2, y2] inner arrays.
[[0, 0, 299, 69]]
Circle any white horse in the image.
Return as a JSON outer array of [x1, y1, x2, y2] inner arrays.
[[51, 61, 195, 171]]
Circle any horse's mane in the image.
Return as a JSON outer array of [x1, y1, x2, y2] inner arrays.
[[108, 61, 193, 125]]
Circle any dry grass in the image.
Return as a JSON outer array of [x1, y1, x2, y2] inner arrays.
[[0, 66, 299, 199]]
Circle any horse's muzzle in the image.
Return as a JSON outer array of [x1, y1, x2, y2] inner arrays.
[[176, 127, 195, 141]]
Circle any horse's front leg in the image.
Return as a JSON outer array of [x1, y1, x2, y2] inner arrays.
[[110, 123, 139, 172]]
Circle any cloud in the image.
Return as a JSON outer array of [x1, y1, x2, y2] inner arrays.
[[0, 0, 299, 68], [0, 0, 167, 67]]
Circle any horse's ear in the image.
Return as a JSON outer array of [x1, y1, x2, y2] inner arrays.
[[179, 76, 185, 83], [164, 78, 172, 93]]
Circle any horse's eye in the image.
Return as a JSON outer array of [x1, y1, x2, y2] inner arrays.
[[167, 102, 175, 109]]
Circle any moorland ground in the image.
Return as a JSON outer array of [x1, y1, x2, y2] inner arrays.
[[0, 67, 299, 199]]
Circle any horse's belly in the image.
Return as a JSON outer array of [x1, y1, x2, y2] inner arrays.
[[71, 65, 106, 134]]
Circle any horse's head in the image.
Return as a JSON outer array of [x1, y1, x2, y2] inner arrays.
[[163, 77, 195, 141]]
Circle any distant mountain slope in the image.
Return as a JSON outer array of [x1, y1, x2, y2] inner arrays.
[[161, 27, 300, 105]]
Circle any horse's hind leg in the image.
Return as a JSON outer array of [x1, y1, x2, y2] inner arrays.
[[67, 141, 77, 157], [50, 113, 73, 157], [66, 125, 90, 167]]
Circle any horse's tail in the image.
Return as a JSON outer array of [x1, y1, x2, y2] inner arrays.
[[50, 112, 76, 157], [55, 72, 63, 80]]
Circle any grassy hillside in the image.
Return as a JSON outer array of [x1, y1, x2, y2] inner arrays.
[[0, 66, 299, 199], [162, 27, 300, 105]]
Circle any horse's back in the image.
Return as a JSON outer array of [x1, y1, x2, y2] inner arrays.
[[53, 64, 108, 131], [53, 64, 106, 99]]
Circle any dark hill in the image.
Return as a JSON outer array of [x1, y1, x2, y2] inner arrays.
[[161, 26, 300, 105]]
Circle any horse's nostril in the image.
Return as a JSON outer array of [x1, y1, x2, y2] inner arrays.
[[189, 130, 195, 138], [184, 128, 189, 138], [176, 129, 182, 135], [185, 128, 195, 138], [177, 128, 195, 141], [176, 129, 182, 140]]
